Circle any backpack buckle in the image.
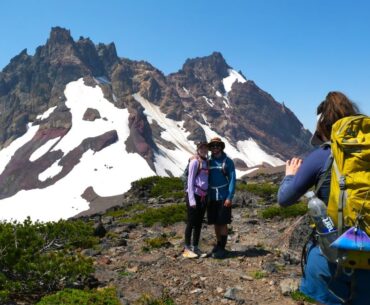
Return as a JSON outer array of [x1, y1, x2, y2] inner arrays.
[[339, 176, 346, 190]]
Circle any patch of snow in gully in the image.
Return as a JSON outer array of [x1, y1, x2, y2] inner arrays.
[[223, 69, 246, 93], [29, 137, 61, 162], [36, 106, 57, 120], [0, 123, 38, 175]]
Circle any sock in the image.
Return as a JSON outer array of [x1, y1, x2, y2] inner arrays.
[[220, 235, 228, 250]]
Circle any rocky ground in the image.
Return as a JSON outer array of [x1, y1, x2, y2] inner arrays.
[[79, 174, 312, 305]]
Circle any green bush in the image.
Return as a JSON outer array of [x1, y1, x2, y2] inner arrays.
[[105, 203, 146, 218], [290, 291, 315, 303], [250, 270, 267, 279], [121, 204, 186, 227], [144, 235, 171, 250], [0, 218, 97, 303], [133, 176, 184, 199], [260, 202, 308, 219], [236, 182, 278, 198], [36, 287, 121, 305]]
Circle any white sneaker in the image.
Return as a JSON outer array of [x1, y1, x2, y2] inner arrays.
[[192, 246, 206, 258], [182, 248, 198, 259]]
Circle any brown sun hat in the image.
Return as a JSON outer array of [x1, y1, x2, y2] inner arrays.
[[207, 137, 225, 149]]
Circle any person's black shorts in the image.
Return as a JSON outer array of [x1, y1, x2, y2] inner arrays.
[[207, 200, 232, 225]]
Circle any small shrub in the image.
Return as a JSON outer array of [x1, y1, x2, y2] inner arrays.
[[105, 204, 146, 218], [260, 202, 308, 219], [144, 235, 171, 249], [236, 182, 279, 198], [250, 270, 267, 279], [133, 176, 184, 199], [134, 176, 162, 189], [121, 204, 186, 227], [150, 177, 184, 199], [0, 218, 97, 303], [290, 291, 315, 303], [117, 270, 132, 277], [36, 287, 120, 305]]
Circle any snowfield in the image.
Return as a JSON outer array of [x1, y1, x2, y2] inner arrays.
[[0, 79, 155, 222]]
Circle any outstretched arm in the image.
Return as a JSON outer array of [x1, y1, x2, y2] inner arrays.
[[278, 149, 329, 207]]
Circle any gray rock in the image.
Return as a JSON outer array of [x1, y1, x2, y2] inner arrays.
[[279, 278, 300, 296], [148, 198, 159, 205], [81, 248, 101, 257], [83, 107, 101, 121], [263, 262, 277, 273], [102, 216, 114, 225], [224, 287, 243, 301]]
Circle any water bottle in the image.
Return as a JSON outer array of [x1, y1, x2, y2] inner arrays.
[[305, 191, 336, 233]]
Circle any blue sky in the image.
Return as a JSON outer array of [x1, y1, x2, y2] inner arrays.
[[1, 0, 370, 132]]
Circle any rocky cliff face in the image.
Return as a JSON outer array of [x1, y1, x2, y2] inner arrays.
[[0, 27, 312, 220]]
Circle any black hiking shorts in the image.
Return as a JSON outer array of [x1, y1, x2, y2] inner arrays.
[[207, 200, 232, 225]]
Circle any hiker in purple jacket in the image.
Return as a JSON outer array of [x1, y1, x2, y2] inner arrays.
[[183, 142, 209, 259]]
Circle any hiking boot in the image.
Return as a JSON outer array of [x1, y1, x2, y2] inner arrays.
[[212, 248, 228, 259], [211, 244, 220, 254], [182, 248, 198, 259]]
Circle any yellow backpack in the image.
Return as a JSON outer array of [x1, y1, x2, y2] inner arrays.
[[326, 115, 370, 269]]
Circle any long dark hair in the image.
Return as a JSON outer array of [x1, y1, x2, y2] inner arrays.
[[316, 91, 359, 141]]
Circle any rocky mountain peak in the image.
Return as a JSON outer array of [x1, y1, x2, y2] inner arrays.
[[180, 51, 230, 81], [96, 42, 119, 73], [47, 27, 74, 47], [1, 49, 30, 74]]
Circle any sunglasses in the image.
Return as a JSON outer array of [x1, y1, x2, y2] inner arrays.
[[209, 144, 222, 149]]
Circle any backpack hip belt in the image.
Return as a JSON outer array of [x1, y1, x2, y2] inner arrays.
[[210, 183, 228, 201]]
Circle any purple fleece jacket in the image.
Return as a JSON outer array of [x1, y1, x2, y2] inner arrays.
[[187, 158, 209, 206]]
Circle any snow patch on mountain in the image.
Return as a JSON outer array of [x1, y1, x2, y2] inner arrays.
[[198, 122, 283, 178], [223, 69, 246, 93], [36, 106, 57, 120], [0, 79, 155, 222], [202, 96, 214, 107], [94, 76, 111, 85], [237, 140, 285, 167], [30, 137, 61, 162], [38, 159, 63, 181], [0, 124, 38, 175], [133, 93, 196, 176]]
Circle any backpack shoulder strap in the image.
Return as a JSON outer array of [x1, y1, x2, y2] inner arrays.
[[314, 148, 333, 196]]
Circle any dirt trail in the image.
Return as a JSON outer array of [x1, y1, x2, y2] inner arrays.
[[92, 204, 308, 305]]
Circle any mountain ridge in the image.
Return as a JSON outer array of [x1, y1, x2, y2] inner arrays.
[[0, 27, 312, 220]]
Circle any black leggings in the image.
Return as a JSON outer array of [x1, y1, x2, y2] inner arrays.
[[185, 194, 207, 247]]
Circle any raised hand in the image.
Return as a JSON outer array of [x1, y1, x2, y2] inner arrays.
[[285, 157, 302, 176]]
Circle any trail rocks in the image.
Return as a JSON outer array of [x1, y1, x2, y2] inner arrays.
[[279, 278, 300, 296]]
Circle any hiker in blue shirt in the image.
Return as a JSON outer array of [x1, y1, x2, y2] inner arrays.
[[207, 137, 236, 259], [278, 92, 370, 305]]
